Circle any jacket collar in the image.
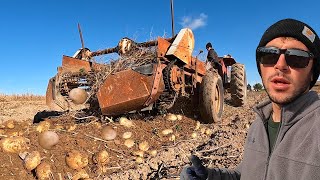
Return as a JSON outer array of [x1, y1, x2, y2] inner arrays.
[[253, 91, 320, 125]]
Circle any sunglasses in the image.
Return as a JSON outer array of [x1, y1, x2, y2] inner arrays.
[[256, 46, 314, 68]]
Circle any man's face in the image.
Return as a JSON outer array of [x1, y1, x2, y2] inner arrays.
[[259, 37, 314, 105]]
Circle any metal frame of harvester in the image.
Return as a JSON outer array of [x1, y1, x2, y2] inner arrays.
[[46, 28, 247, 123]]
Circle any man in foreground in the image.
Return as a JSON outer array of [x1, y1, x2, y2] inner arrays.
[[181, 18, 320, 179]]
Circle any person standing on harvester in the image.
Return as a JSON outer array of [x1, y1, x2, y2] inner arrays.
[[206, 42, 220, 69]]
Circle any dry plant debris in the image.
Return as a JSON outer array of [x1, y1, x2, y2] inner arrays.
[[0, 90, 279, 179], [1, 85, 319, 179]]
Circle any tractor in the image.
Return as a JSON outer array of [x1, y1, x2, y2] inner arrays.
[[46, 28, 247, 123]]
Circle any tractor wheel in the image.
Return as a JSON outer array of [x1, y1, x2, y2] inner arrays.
[[199, 69, 224, 123], [230, 63, 247, 106]]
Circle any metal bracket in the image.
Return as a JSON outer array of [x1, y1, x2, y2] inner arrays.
[[144, 60, 163, 106]]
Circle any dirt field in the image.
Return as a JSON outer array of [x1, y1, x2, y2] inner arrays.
[[0, 88, 319, 180]]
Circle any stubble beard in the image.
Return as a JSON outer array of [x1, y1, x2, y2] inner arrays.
[[263, 75, 311, 106]]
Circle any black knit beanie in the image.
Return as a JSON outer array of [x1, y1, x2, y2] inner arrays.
[[256, 18, 320, 88], [206, 42, 212, 49]]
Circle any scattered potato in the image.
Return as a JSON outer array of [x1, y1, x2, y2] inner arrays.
[[36, 162, 51, 180], [24, 151, 41, 171], [119, 117, 133, 128], [0, 137, 30, 153], [135, 157, 144, 164], [114, 139, 121, 145], [93, 150, 109, 166], [200, 127, 206, 134], [169, 135, 176, 141], [138, 141, 150, 151], [0, 129, 5, 135], [38, 131, 59, 150], [69, 88, 88, 104], [147, 150, 157, 157], [72, 169, 90, 180], [166, 114, 177, 121], [161, 129, 173, 136], [36, 121, 51, 133], [191, 132, 198, 138], [6, 120, 15, 129], [65, 150, 89, 170], [195, 121, 201, 130], [124, 139, 135, 148], [176, 114, 183, 120], [101, 126, 117, 140], [122, 131, 132, 139], [205, 129, 212, 135]]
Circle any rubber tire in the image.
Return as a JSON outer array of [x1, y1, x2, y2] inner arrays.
[[199, 70, 224, 123], [230, 63, 247, 106]]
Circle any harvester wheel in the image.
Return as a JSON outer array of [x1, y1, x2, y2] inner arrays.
[[230, 63, 247, 106], [199, 69, 224, 123]]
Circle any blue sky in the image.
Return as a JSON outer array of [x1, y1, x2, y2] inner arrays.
[[0, 0, 319, 95]]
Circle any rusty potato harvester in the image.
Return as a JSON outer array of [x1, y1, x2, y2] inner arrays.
[[46, 28, 247, 123]]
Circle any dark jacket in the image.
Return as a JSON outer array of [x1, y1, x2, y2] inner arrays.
[[207, 48, 219, 64], [207, 91, 320, 180]]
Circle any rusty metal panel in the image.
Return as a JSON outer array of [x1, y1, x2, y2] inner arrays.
[[45, 77, 63, 111], [196, 60, 206, 76], [61, 56, 92, 73], [184, 59, 206, 76], [144, 63, 164, 106], [157, 38, 171, 58], [97, 68, 165, 116], [46, 77, 55, 108], [166, 28, 194, 65]]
